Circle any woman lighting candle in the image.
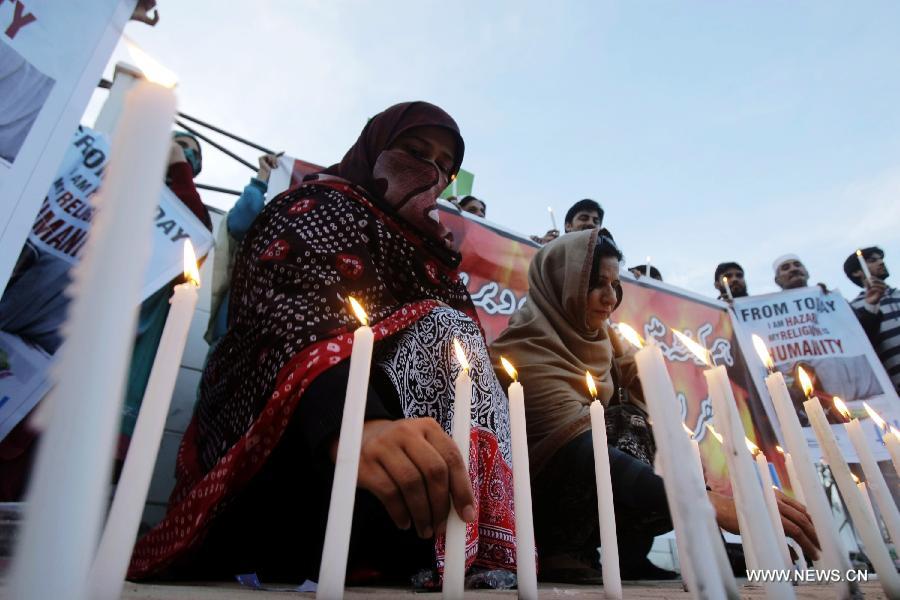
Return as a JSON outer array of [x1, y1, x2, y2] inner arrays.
[[317, 297, 374, 600], [443, 339, 472, 600], [89, 241, 201, 600], [500, 357, 538, 600]]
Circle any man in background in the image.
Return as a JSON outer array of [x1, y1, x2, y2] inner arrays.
[[714, 261, 748, 302]]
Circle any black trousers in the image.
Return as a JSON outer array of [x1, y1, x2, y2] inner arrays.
[[532, 430, 672, 572]]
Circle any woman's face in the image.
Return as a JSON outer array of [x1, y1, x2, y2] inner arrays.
[[373, 125, 458, 246], [586, 256, 620, 330]]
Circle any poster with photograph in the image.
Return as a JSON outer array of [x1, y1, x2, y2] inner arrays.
[[0, 0, 134, 294], [732, 287, 900, 461]]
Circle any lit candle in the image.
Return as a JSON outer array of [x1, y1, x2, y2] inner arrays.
[[7, 46, 179, 600], [854, 475, 879, 530], [676, 330, 795, 600], [586, 371, 622, 600], [863, 403, 900, 481], [616, 324, 732, 599], [887, 426, 900, 478], [844, 402, 900, 553], [776, 446, 805, 505], [88, 242, 201, 600], [500, 358, 537, 600], [721, 276, 734, 302], [749, 441, 791, 568], [317, 298, 375, 600], [805, 392, 900, 597], [750, 335, 852, 588], [547, 206, 557, 231], [645, 256, 652, 279], [443, 340, 472, 600], [856, 249, 873, 285], [708, 423, 758, 572]]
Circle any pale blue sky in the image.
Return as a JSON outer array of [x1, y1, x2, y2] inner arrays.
[[84, 1, 900, 300]]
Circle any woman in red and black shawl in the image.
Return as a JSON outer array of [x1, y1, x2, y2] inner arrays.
[[129, 102, 517, 585]]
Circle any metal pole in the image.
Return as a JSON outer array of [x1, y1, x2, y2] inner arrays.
[[178, 111, 275, 155], [174, 120, 257, 172]]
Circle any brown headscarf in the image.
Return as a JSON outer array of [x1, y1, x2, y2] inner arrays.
[[489, 229, 642, 476]]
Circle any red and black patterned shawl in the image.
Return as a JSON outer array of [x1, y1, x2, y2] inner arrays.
[[129, 104, 485, 578]]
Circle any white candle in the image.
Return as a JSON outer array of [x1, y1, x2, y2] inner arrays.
[[616, 325, 730, 599], [547, 206, 557, 231], [805, 397, 900, 597], [705, 366, 794, 600], [500, 358, 537, 600], [856, 249, 873, 285], [8, 67, 178, 600], [857, 481, 879, 531], [781, 451, 806, 505], [88, 242, 200, 600], [586, 371, 622, 600], [751, 334, 852, 589], [443, 340, 472, 600], [754, 451, 792, 568], [317, 298, 375, 600], [721, 276, 734, 302], [886, 427, 900, 478], [645, 256, 652, 279], [844, 406, 900, 553]]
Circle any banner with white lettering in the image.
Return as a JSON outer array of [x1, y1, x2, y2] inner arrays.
[[732, 288, 900, 461], [0, 0, 133, 294]]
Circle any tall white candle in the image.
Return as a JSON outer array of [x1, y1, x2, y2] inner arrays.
[[721, 276, 734, 302], [704, 364, 795, 600], [500, 358, 537, 600], [586, 371, 622, 600], [317, 298, 375, 600], [8, 64, 178, 600], [781, 451, 806, 505], [753, 450, 792, 568], [443, 340, 472, 600], [857, 481, 880, 532], [856, 249, 873, 285], [886, 427, 900, 478], [805, 397, 900, 597], [844, 404, 900, 553], [616, 325, 730, 599], [645, 256, 652, 279], [751, 334, 852, 592], [547, 206, 557, 231], [88, 242, 200, 600]]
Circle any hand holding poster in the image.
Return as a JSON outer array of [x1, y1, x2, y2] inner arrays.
[[731, 287, 900, 461]]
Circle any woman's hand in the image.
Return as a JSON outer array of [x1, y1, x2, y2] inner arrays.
[[707, 489, 820, 562], [329, 418, 476, 539]]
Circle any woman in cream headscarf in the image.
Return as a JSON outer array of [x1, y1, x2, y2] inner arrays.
[[490, 229, 820, 583]]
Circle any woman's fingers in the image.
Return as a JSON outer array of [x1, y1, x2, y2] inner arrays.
[[777, 496, 820, 561], [357, 458, 411, 531], [376, 444, 433, 538], [422, 419, 476, 523], [402, 431, 452, 536]]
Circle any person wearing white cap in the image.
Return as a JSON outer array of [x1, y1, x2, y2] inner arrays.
[[773, 254, 810, 290]]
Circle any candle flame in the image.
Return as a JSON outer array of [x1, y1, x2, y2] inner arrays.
[[585, 370, 598, 399], [682, 423, 693, 436], [182, 240, 200, 287], [547, 206, 554, 214], [453, 339, 470, 372], [348, 297, 369, 326], [500, 356, 517, 382], [856, 249, 864, 259], [673, 330, 710, 366], [852, 473, 861, 485], [722, 275, 729, 286], [775, 445, 785, 454], [863, 402, 887, 431], [616, 323, 644, 348], [751, 334, 774, 370], [124, 38, 178, 88], [797, 367, 814, 398], [745, 438, 760, 456], [706, 424, 724, 444], [832, 397, 851, 420]]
